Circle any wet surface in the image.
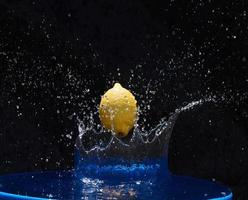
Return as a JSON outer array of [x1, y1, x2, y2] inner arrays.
[[0, 170, 232, 200]]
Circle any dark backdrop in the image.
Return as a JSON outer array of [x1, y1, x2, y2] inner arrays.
[[0, 0, 247, 199]]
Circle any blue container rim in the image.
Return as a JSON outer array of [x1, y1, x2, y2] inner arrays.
[[0, 191, 48, 200], [0, 189, 233, 200]]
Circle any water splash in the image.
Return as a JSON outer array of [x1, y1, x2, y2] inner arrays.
[[75, 97, 214, 155], [74, 97, 215, 179]]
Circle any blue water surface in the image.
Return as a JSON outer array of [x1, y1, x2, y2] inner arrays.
[[0, 169, 232, 200]]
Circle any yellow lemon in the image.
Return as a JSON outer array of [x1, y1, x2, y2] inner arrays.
[[99, 83, 137, 137]]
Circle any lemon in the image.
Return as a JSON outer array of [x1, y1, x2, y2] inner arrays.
[[99, 83, 137, 137]]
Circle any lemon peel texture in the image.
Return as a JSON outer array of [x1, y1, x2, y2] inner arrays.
[[99, 83, 137, 137]]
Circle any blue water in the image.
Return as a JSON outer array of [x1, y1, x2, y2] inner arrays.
[[74, 149, 169, 180], [0, 170, 232, 199], [0, 146, 232, 199], [0, 150, 232, 199]]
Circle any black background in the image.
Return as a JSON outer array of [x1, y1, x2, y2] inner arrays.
[[0, 0, 247, 199]]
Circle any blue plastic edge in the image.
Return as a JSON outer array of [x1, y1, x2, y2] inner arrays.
[[0, 191, 233, 200], [0, 192, 51, 200], [208, 192, 233, 200]]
